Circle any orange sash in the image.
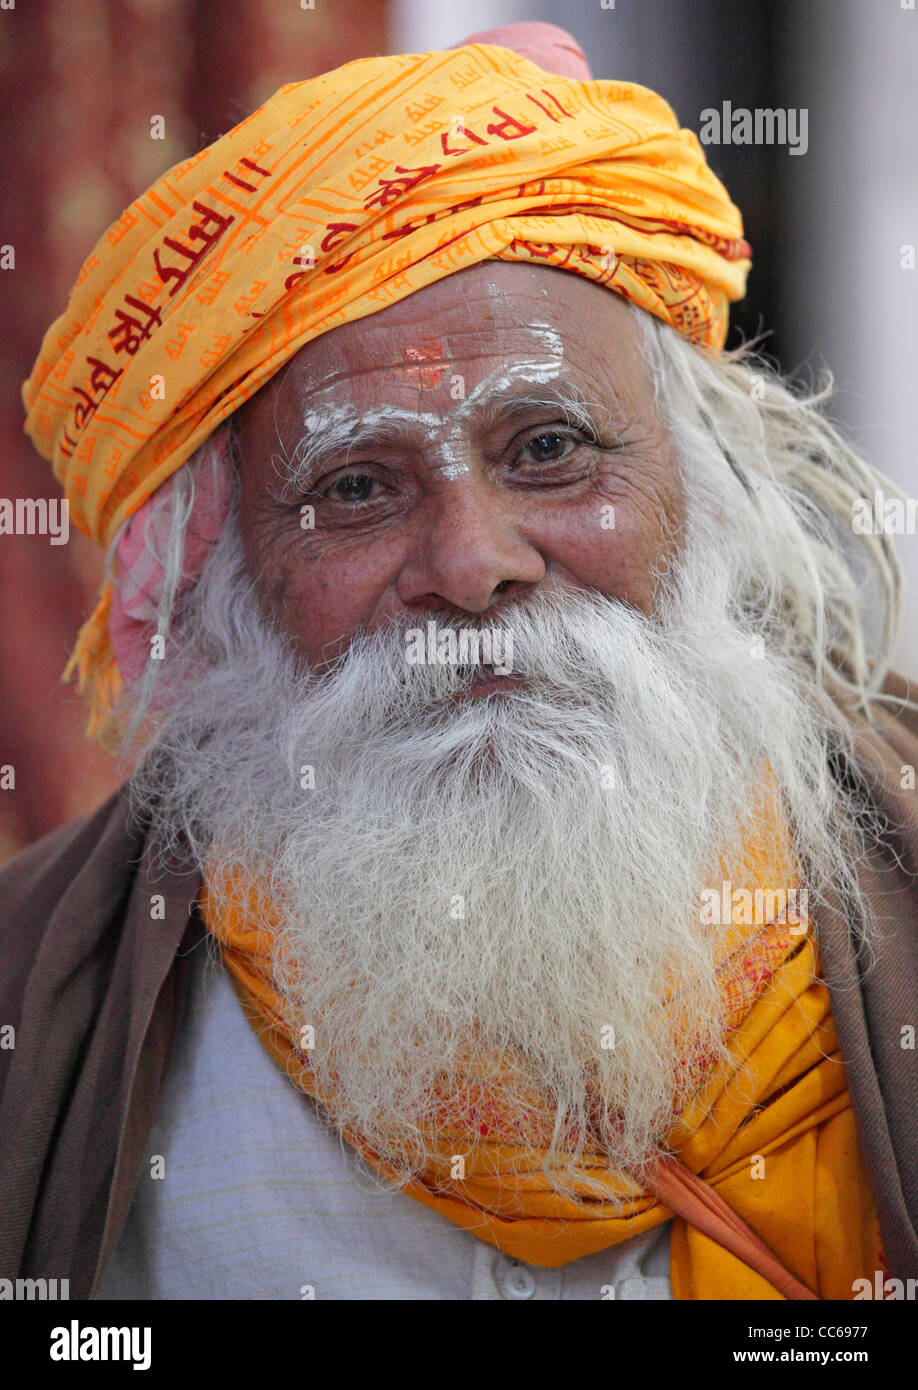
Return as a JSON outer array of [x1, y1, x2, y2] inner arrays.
[[199, 776, 880, 1297]]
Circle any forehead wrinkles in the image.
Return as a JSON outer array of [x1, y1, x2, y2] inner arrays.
[[293, 313, 568, 395]]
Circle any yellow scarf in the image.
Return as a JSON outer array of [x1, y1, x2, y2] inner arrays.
[[199, 778, 881, 1298]]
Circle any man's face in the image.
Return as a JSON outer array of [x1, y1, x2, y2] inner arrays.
[[145, 266, 862, 1178], [234, 262, 684, 668]]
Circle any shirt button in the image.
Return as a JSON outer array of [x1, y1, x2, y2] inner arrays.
[[497, 1259, 537, 1300]]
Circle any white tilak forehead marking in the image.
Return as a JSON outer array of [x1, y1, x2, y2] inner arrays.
[[301, 403, 361, 434], [298, 354, 569, 479], [527, 321, 565, 360], [435, 428, 472, 479]]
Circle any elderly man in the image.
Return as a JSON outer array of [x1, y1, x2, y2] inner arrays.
[[1, 23, 917, 1303]]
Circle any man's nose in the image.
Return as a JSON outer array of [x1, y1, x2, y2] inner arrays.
[[396, 475, 546, 615]]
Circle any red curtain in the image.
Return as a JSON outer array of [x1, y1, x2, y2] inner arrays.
[[0, 0, 389, 862]]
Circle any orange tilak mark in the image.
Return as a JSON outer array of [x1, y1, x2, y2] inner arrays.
[[399, 338, 449, 389]]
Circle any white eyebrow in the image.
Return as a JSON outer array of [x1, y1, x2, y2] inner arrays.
[[273, 381, 613, 498]]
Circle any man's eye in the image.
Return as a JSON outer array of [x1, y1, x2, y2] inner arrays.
[[323, 472, 378, 503], [517, 431, 579, 465]]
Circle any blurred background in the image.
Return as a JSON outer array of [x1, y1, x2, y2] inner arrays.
[[1, 0, 916, 859]]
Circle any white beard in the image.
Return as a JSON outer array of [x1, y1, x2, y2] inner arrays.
[[131, 507, 874, 1186]]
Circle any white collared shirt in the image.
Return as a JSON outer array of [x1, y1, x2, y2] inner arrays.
[[97, 940, 672, 1301]]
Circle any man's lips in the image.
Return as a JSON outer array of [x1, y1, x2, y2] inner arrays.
[[455, 669, 528, 699]]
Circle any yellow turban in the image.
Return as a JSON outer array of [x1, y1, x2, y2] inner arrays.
[[21, 42, 750, 727]]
